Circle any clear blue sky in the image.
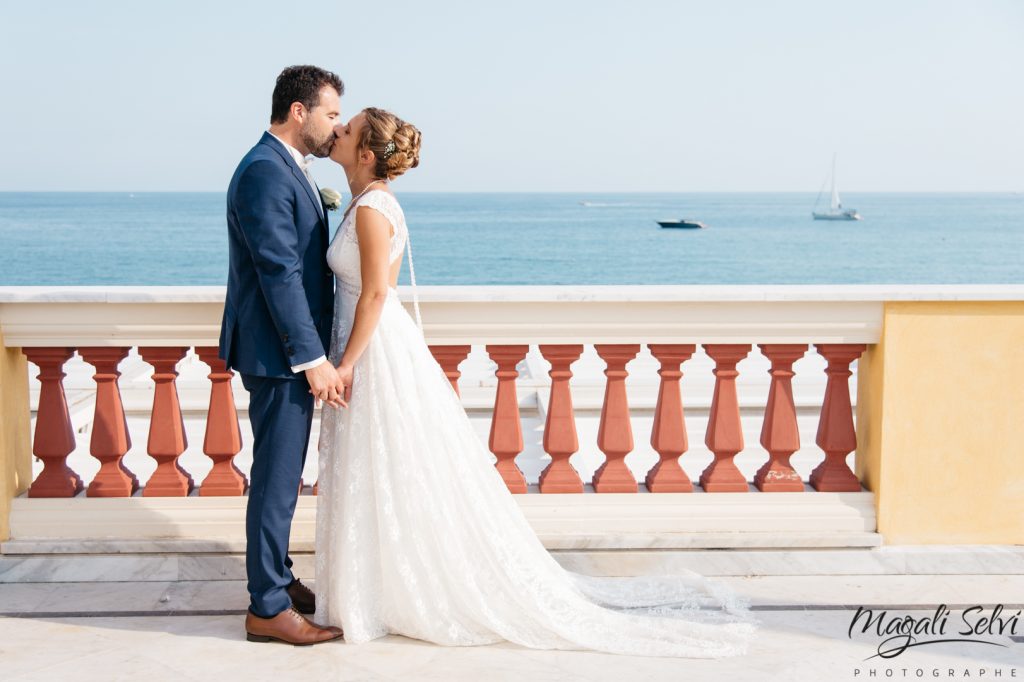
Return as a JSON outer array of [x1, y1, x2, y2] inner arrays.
[[1, 0, 1021, 192]]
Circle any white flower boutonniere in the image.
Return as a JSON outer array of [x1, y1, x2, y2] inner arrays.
[[320, 187, 342, 211]]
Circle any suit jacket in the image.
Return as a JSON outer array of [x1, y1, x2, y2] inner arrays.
[[218, 132, 334, 379]]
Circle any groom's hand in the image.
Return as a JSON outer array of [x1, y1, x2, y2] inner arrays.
[[306, 362, 347, 409]]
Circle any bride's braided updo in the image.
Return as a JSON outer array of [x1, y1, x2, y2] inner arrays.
[[359, 107, 421, 181]]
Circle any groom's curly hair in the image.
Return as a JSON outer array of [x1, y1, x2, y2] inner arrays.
[[270, 65, 345, 124]]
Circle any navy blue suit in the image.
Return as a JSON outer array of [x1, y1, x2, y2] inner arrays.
[[219, 132, 334, 617]]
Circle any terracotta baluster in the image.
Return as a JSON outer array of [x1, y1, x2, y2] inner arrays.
[[593, 344, 640, 493], [538, 345, 584, 493], [700, 344, 751, 492], [645, 344, 696, 492], [139, 347, 193, 496], [810, 344, 867, 492], [23, 348, 83, 497], [429, 345, 472, 397], [486, 345, 529, 493], [79, 347, 138, 497], [754, 344, 808, 492], [195, 348, 247, 496]]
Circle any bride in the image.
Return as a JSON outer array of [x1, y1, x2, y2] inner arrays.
[[314, 107, 757, 658]]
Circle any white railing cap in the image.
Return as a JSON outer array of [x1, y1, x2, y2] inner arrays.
[[1, 285, 1021, 347], [1, 283, 1023, 304]]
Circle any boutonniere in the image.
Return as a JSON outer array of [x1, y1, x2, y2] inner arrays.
[[320, 187, 342, 211]]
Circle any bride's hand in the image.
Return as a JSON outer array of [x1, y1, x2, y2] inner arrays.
[[335, 363, 354, 404]]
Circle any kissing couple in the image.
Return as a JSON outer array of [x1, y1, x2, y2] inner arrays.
[[218, 64, 756, 656]]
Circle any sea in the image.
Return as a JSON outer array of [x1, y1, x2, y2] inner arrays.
[[1, 192, 1022, 286]]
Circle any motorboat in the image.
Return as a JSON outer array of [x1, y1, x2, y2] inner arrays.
[[657, 219, 706, 229]]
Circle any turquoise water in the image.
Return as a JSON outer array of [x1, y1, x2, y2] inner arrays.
[[0, 192, 1021, 285]]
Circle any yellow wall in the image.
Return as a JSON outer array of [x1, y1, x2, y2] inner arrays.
[[856, 301, 1024, 544], [0, 331, 31, 541]]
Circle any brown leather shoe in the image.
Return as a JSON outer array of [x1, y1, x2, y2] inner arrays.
[[286, 578, 316, 615], [245, 606, 343, 646]]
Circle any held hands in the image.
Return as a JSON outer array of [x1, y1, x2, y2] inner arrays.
[[334, 363, 354, 405], [306, 361, 348, 409]]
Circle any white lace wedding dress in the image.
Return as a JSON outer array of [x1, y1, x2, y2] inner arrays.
[[314, 189, 757, 658]]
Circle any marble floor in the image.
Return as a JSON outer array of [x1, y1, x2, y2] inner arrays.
[[1, 575, 1022, 681]]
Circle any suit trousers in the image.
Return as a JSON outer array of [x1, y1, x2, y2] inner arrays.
[[240, 372, 314, 617]]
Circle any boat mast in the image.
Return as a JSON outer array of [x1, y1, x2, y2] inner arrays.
[[830, 153, 841, 211]]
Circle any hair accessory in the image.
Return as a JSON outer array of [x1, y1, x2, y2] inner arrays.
[[382, 140, 397, 161]]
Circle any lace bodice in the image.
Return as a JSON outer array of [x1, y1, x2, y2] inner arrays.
[[327, 189, 408, 296], [324, 189, 421, 366]]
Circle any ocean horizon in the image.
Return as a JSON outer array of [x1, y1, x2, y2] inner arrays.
[[1, 191, 1022, 286]]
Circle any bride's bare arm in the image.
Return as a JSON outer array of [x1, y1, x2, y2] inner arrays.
[[336, 206, 394, 391]]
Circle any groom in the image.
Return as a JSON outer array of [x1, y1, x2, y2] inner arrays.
[[219, 65, 346, 646]]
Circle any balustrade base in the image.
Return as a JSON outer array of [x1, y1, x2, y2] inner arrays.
[[2, 487, 888, 584]]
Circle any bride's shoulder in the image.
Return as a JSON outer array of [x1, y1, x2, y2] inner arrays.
[[362, 188, 399, 203], [353, 189, 405, 234], [357, 189, 404, 215]]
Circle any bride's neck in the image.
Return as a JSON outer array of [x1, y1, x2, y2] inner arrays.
[[347, 171, 382, 195]]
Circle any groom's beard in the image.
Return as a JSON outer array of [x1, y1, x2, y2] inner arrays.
[[302, 126, 336, 158]]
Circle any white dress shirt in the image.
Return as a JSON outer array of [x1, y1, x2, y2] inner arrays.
[[266, 130, 328, 374]]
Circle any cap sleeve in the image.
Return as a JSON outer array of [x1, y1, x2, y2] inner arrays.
[[354, 190, 400, 236]]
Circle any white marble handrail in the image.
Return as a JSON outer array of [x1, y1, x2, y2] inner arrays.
[[4, 284, 1021, 347]]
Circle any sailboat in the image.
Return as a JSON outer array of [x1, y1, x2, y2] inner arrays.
[[812, 154, 861, 221]]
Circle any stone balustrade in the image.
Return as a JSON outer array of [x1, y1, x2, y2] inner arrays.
[[1, 285, 1022, 546]]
